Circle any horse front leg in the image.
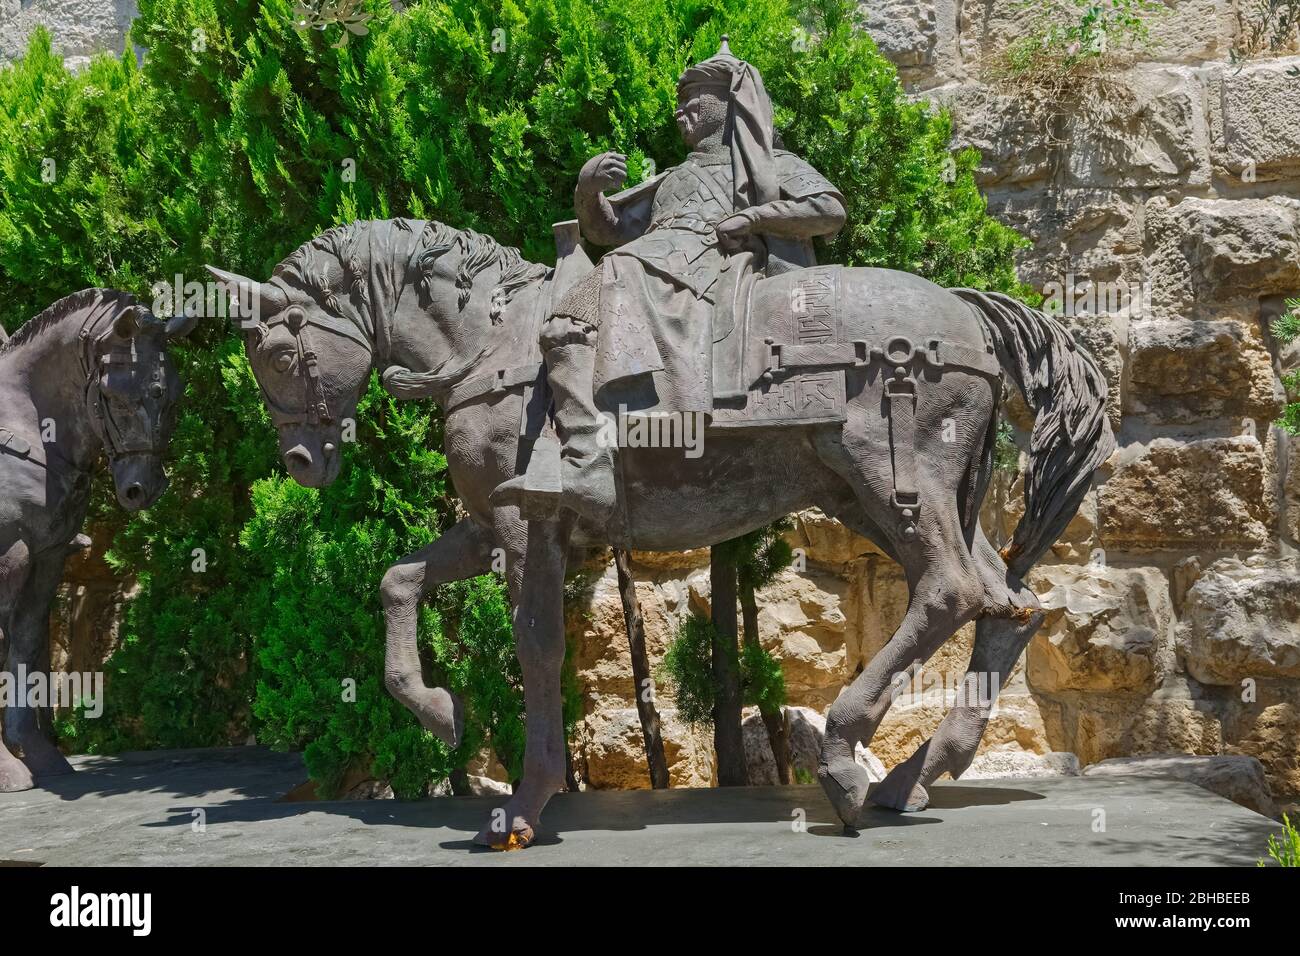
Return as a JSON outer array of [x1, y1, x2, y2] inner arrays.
[[474, 508, 572, 849], [0, 541, 34, 791], [381, 517, 497, 746], [4, 548, 74, 780]]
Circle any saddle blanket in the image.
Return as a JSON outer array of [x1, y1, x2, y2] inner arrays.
[[708, 265, 848, 431]]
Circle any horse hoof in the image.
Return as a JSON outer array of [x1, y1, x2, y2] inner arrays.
[[818, 758, 869, 828], [415, 687, 464, 749], [473, 818, 536, 851], [869, 778, 930, 813]]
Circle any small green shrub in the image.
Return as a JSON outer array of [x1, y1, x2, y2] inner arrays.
[[1273, 300, 1300, 436], [985, 0, 1161, 104], [660, 611, 719, 729], [1258, 814, 1300, 867]]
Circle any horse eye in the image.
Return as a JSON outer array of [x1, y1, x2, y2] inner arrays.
[[273, 353, 294, 374]]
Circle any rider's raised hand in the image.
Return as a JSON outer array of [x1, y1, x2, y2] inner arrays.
[[579, 151, 628, 194]]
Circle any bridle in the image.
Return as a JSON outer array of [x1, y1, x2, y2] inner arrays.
[[78, 310, 170, 461], [251, 305, 375, 428]]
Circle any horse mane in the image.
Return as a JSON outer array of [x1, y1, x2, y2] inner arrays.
[[272, 219, 549, 327], [413, 220, 550, 323], [0, 288, 139, 354]]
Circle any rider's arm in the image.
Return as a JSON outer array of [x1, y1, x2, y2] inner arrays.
[[575, 152, 655, 247], [739, 192, 846, 240]]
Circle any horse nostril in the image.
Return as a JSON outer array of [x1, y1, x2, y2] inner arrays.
[[284, 445, 313, 471], [124, 483, 145, 503]]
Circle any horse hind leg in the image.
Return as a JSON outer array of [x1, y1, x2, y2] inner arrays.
[[813, 413, 987, 827], [871, 526, 1044, 811], [380, 517, 497, 746]]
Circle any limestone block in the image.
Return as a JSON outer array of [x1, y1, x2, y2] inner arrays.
[[1209, 57, 1300, 179], [579, 704, 714, 790], [1060, 67, 1207, 190], [0, 0, 136, 65], [962, 749, 1081, 779], [861, 0, 938, 67], [1177, 556, 1300, 685], [1127, 317, 1282, 425], [1144, 196, 1300, 310], [1027, 564, 1175, 695], [1098, 437, 1274, 551]]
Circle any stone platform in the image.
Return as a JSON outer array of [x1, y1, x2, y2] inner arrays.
[[0, 747, 1281, 866]]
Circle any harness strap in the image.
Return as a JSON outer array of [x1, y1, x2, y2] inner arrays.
[[0, 427, 37, 463], [766, 337, 1002, 381], [443, 362, 544, 413]]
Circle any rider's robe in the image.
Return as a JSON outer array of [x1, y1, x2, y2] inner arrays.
[[591, 148, 843, 414]]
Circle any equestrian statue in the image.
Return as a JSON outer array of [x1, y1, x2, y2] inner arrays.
[[211, 38, 1115, 849], [0, 291, 195, 792]]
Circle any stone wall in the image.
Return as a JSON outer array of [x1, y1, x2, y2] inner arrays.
[[1, 0, 137, 69], [569, 0, 1300, 812]]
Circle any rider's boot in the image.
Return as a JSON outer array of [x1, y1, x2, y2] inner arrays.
[[492, 322, 616, 525]]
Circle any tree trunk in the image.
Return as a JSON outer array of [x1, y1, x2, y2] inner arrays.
[[710, 546, 748, 786], [613, 548, 670, 788], [740, 583, 791, 785]]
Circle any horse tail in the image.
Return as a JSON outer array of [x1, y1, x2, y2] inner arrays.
[[950, 288, 1116, 578]]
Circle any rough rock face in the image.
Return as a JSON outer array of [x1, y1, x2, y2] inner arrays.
[[1177, 558, 1300, 685]]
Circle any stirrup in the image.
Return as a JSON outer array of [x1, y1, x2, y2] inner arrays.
[[490, 436, 562, 520]]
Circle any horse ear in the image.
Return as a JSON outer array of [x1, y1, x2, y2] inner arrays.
[[163, 310, 202, 340], [205, 265, 288, 321]]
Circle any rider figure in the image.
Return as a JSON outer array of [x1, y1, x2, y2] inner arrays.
[[493, 37, 846, 524]]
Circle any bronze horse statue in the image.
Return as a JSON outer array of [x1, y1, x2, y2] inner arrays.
[[0, 290, 194, 791], [211, 215, 1113, 848]]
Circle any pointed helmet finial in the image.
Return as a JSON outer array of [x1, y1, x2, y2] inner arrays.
[[718, 34, 732, 56]]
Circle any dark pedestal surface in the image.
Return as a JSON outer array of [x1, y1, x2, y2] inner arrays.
[[0, 747, 1280, 866]]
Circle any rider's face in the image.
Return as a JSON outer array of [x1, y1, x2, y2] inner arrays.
[[675, 88, 727, 147]]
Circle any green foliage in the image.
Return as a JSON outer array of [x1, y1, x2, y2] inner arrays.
[[740, 640, 786, 712], [660, 605, 787, 722], [1258, 814, 1300, 867], [1, 0, 1030, 792], [0, 28, 169, 331], [987, 0, 1161, 97], [660, 611, 719, 728], [239, 377, 461, 797], [994, 421, 1021, 475], [1234, 0, 1300, 61], [720, 518, 795, 594], [1274, 300, 1300, 436]]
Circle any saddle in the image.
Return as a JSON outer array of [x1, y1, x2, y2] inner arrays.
[[708, 259, 849, 430]]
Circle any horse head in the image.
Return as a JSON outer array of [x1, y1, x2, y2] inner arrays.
[[95, 302, 196, 509], [210, 220, 546, 489]]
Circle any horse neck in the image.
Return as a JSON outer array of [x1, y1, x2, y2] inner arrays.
[[387, 266, 531, 396], [0, 322, 101, 471]]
